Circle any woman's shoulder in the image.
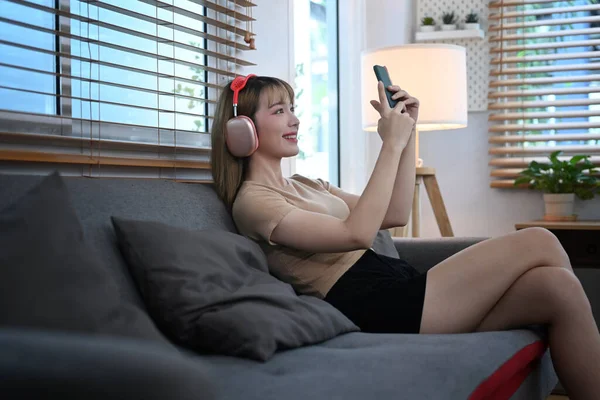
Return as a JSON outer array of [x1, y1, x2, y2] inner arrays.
[[234, 181, 271, 206], [233, 180, 289, 211], [231, 184, 268, 225], [233, 175, 327, 209], [289, 174, 328, 190]]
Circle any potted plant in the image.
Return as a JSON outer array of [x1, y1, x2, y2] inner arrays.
[[464, 12, 480, 30], [420, 16, 436, 32], [514, 150, 599, 221], [441, 12, 458, 31]]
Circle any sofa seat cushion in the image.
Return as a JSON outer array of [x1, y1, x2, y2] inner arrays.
[[197, 330, 557, 400], [0, 172, 171, 346], [111, 217, 359, 361]]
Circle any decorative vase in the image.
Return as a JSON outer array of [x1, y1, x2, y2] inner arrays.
[[464, 22, 480, 30], [543, 193, 577, 221], [420, 25, 436, 32], [441, 24, 457, 31]]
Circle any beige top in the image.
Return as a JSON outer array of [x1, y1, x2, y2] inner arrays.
[[232, 174, 366, 299]]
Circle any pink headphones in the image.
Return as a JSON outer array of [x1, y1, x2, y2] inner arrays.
[[225, 74, 259, 158]]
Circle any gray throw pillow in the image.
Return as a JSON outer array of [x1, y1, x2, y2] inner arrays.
[[111, 217, 360, 361], [371, 230, 401, 259], [0, 171, 172, 346]]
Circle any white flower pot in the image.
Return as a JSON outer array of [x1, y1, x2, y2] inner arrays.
[[420, 25, 436, 32], [543, 193, 576, 218], [441, 24, 457, 31], [464, 22, 480, 30]]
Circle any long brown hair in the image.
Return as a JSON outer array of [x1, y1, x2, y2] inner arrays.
[[211, 76, 295, 211]]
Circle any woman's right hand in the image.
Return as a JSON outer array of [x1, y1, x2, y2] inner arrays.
[[370, 81, 415, 150]]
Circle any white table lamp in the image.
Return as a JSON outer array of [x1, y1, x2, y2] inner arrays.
[[361, 44, 468, 167]]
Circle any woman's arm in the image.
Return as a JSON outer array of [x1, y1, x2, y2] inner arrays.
[[270, 83, 415, 252], [326, 128, 415, 230], [331, 83, 419, 229], [271, 141, 405, 252], [383, 126, 416, 227], [270, 82, 415, 252]]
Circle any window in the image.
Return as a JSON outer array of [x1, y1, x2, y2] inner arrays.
[[0, 0, 255, 181], [488, 0, 600, 188], [0, 0, 56, 115], [293, 0, 339, 186]]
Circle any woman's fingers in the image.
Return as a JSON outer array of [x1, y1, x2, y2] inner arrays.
[[388, 86, 419, 102], [377, 81, 391, 111], [391, 89, 409, 100], [392, 92, 420, 109], [404, 97, 419, 106], [374, 83, 418, 115], [370, 99, 382, 113], [392, 100, 407, 113]]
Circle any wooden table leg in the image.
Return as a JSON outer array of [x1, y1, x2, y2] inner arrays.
[[412, 176, 422, 237], [423, 175, 454, 237]]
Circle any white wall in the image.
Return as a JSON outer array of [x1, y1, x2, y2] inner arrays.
[[240, 0, 294, 81]]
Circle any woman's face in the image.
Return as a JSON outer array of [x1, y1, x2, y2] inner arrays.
[[252, 87, 300, 159]]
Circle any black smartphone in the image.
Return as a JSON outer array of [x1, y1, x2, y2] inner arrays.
[[373, 65, 399, 108]]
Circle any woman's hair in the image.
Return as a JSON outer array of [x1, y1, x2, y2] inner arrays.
[[211, 76, 295, 211]]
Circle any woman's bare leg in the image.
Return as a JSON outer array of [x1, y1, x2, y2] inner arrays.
[[420, 227, 572, 333], [474, 267, 600, 400], [418, 227, 600, 400]]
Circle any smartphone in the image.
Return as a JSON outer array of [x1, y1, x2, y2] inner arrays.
[[373, 65, 399, 108]]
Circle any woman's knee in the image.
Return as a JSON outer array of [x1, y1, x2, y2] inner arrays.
[[531, 267, 589, 317], [518, 227, 572, 271]]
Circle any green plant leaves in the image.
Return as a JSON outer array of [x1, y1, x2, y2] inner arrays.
[[514, 150, 599, 200], [569, 155, 585, 164]]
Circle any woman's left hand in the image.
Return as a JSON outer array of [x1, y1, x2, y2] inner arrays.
[[389, 85, 420, 124]]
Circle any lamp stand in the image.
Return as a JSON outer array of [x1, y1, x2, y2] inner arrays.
[[415, 127, 423, 168], [391, 127, 454, 238]]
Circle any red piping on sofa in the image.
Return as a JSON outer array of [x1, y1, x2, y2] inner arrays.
[[469, 340, 548, 400]]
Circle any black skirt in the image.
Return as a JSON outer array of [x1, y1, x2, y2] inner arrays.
[[324, 249, 427, 334]]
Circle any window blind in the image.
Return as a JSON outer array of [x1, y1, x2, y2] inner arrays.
[[0, 0, 256, 181], [488, 0, 600, 188]]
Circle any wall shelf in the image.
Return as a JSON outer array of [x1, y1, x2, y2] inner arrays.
[[415, 28, 485, 42]]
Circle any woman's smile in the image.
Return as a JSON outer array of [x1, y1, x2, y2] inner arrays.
[[282, 132, 298, 143]]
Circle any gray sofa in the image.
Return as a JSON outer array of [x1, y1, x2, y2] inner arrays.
[[0, 173, 558, 399]]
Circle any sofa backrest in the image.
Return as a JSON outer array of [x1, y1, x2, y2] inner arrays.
[[0, 173, 401, 310], [0, 173, 236, 311]]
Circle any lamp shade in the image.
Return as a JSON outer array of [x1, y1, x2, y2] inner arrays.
[[361, 44, 468, 132]]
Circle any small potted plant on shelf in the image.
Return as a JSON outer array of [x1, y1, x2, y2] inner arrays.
[[420, 16, 436, 32], [514, 150, 599, 221], [464, 12, 480, 30], [441, 11, 458, 31]]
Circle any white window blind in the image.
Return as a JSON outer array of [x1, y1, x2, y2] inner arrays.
[[0, 0, 256, 181], [488, 0, 600, 188]]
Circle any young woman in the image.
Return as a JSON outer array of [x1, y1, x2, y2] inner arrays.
[[211, 75, 600, 400]]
